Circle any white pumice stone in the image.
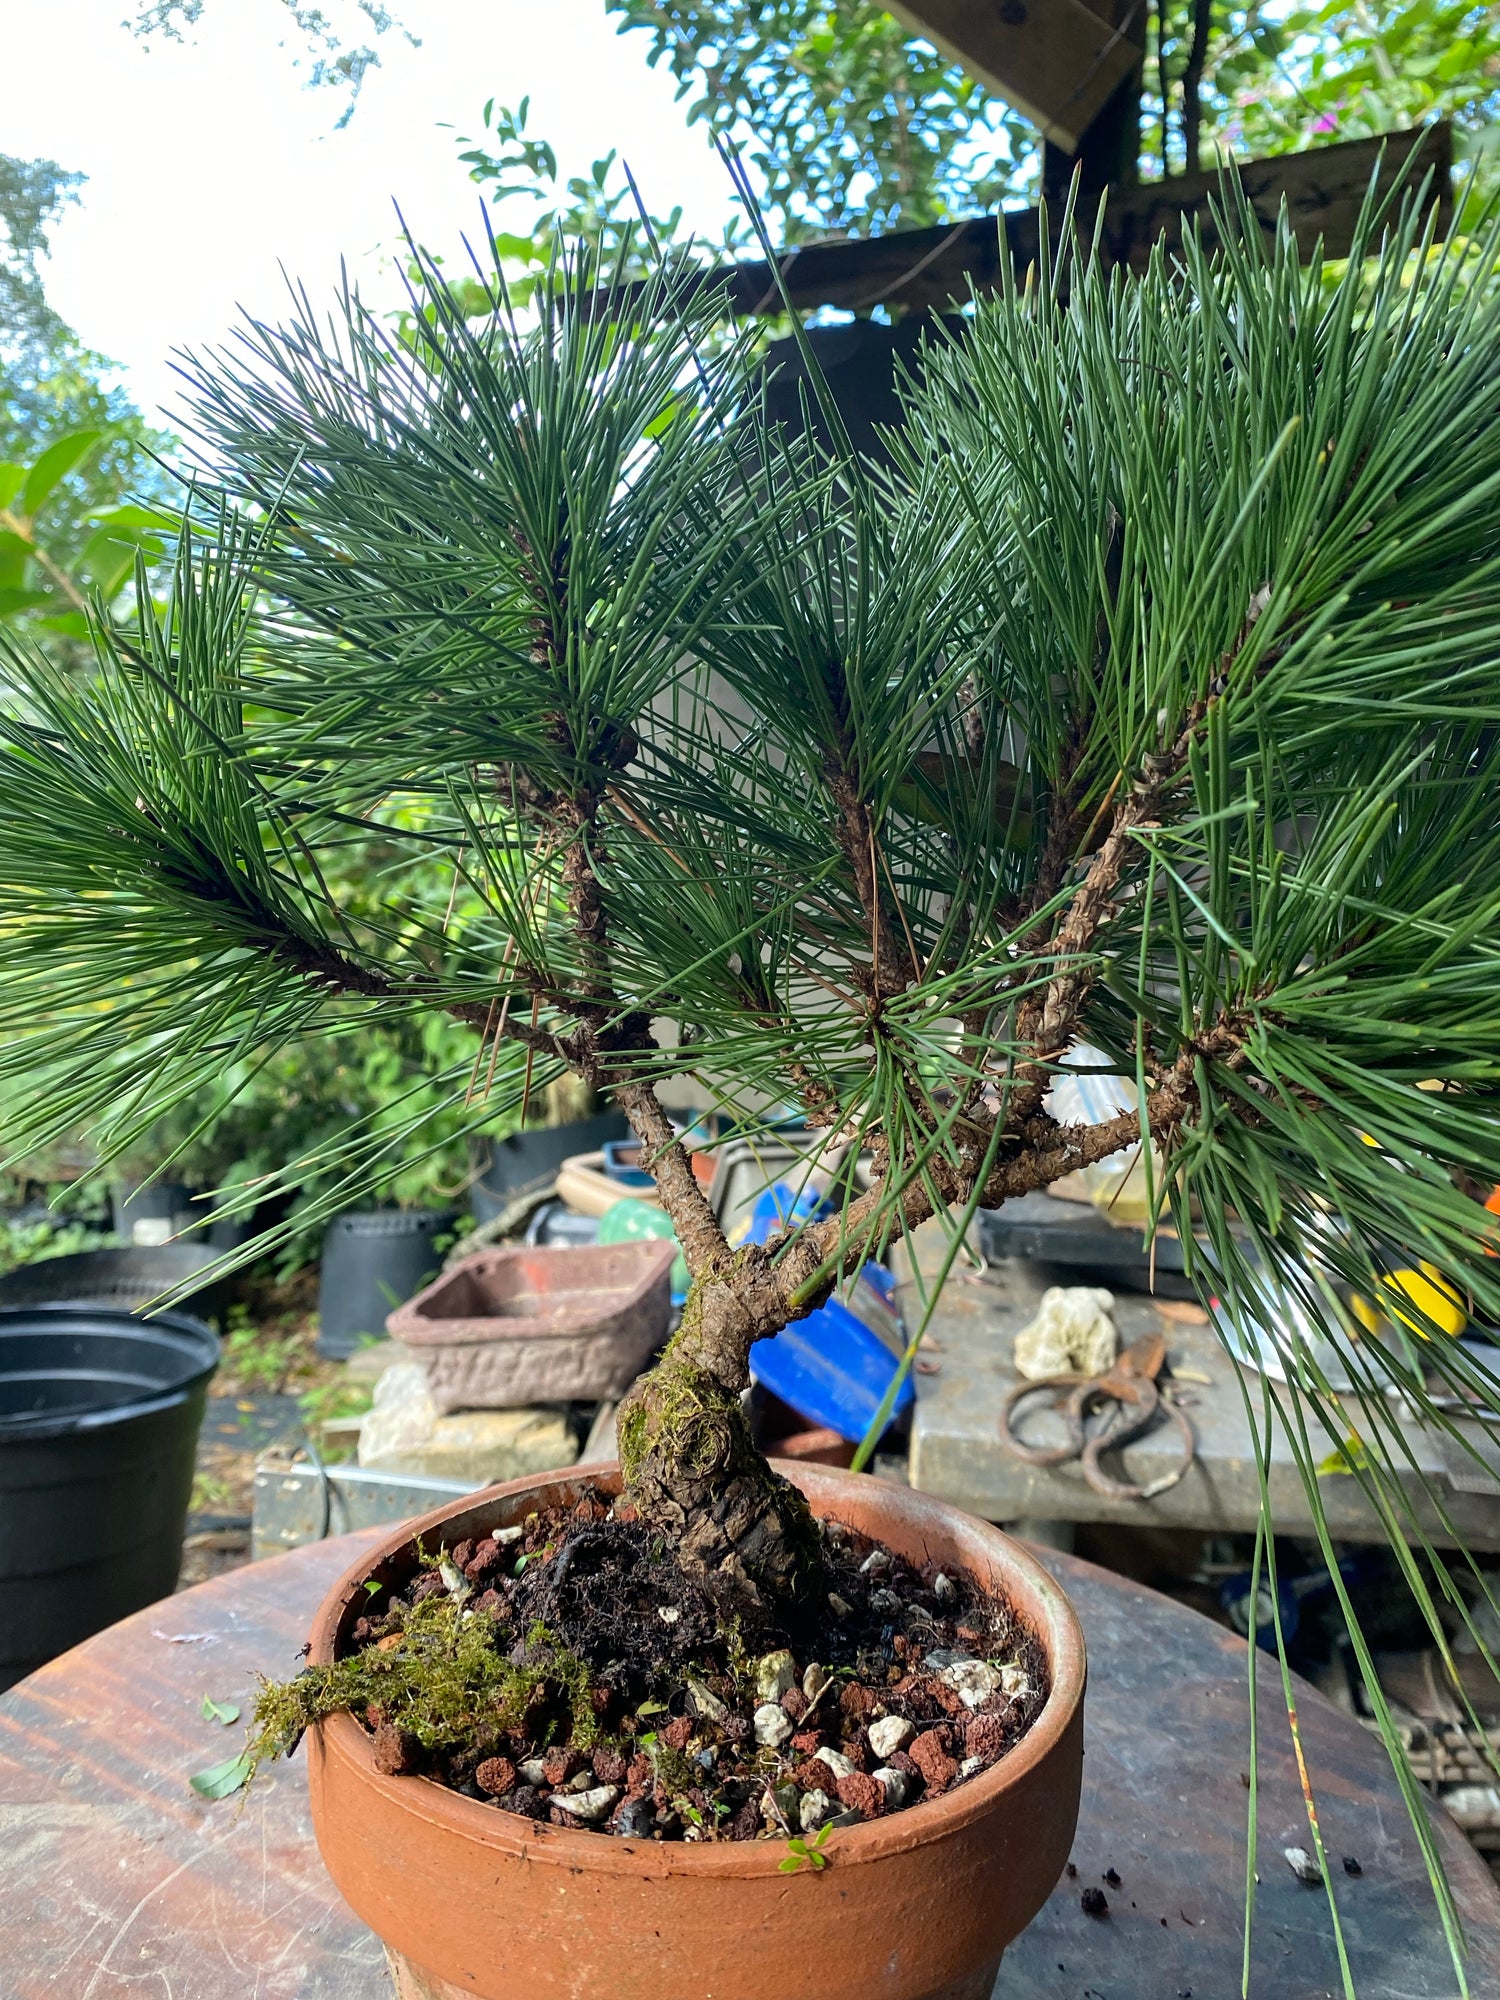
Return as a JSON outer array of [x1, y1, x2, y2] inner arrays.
[[687, 1678, 729, 1725], [940, 1659, 1004, 1709], [753, 1702, 794, 1748], [873, 1765, 909, 1808], [868, 1715, 916, 1760], [552, 1785, 619, 1824], [755, 1650, 797, 1704]]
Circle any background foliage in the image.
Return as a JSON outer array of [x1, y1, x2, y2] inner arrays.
[[0, 155, 174, 659]]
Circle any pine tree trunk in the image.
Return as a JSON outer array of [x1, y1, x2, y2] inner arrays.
[[615, 1255, 824, 1634]]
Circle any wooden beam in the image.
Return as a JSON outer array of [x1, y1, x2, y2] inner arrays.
[[887, 0, 1143, 154], [702, 125, 1451, 318], [1040, 0, 1147, 197]]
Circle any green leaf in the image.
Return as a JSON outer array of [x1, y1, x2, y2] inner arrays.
[[0, 530, 35, 590], [0, 464, 25, 511], [78, 525, 150, 597], [188, 1752, 252, 1799], [200, 1694, 242, 1726], [19, 431, 102, 518], [0, 587, 49, 616]]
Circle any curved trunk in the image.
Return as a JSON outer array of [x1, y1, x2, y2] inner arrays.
[[616, 1252, 824, 1634]]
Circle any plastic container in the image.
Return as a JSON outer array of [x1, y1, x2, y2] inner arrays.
[[524, 1200, 602, 1250], [599, 1139, 657, 1191], [112, 1180, 199, 1246], [387, 1239, 676, 1411], [597, 1195, 689, 1302], [317, 1210, 453, 1360], [709, 1140, 829, 1243], [0, 1244, 229, 1323], [471, 1114, 630, 1224], [748, 1296, 914, 1447], [0, 1304, 219, 1689]]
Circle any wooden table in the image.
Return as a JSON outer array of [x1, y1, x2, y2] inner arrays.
[[902, 1221, 1500, 1550], [0, 1531, 1495, 2000]]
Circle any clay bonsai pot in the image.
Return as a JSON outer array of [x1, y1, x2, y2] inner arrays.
[[305, 1461, 1087, 2000], [386, 1239, 676, 1410]]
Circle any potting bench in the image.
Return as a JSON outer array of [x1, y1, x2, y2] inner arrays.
[[0, 1524, 1495, 1997], [901, 1217, 1500, 1551]]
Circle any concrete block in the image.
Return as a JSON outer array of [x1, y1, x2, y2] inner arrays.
[[360, 1404, 579, 1485]]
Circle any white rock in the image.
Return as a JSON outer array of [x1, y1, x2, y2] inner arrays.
[[518, 1758, 547, 1786], [754, 1702, 794, 1748], [813, 1746, 855, 1782], [551, 1784, 619, 1825], [827, 1592, 854, 1619], [687, 1678, 729, 1726], [1284, 1845, 1322, 1885], [869, 1588, 902, 1616], [873, 1765, 909, 1808], [1014, 1285, 1117, 1382], [493, 1524, 524, 1546], [940, 1659, 1005, 1710], [933, 1571, 958, 1605], [438, 1559, 472, 1603], [567, 1769, 596, 1792], [755, 1650, 797, 1705], [859, 1549, 891, 1575], [868, 1715, 916, 1761], [959, 1756, 983, 1779], [802, 1663, 828, 1702], [799, 1788, 832, 1832], [998, 1662, 1031, 1701], [658, 1605, 680, 1624]]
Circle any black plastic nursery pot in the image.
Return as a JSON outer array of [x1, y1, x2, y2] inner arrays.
[[317, 1209, 455, 1359], [470, 1112, 630, 1225], [0, 1304, 220, 1690]]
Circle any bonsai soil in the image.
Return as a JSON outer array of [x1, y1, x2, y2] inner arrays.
[[256, 1485, 1049, 1842]]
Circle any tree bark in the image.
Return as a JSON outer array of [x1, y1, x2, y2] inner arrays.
[[616, 1246, 825, 1635]]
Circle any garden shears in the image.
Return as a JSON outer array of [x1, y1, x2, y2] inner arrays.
[[997, 1331, 1196, 1502]]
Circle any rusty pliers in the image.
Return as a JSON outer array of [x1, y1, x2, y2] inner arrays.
[[997, 1332, 1196, 1502]]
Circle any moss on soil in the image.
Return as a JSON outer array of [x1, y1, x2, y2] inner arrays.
[[249, 1589, 599, 1774]]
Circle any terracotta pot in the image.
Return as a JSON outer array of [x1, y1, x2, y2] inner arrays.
[[306, 1462, 1086, 2000]]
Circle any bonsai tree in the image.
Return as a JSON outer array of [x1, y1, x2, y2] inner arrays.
[[3, 165, 1500, 1701]]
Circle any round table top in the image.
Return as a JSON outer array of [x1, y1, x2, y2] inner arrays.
[[0, 1530, 1493, 2000]]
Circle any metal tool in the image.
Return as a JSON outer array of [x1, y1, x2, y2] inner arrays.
[[997, 1331, 1196, 1501]]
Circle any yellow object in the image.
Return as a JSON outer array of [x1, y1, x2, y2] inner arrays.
[[1351, 1261, 1466, 1339]]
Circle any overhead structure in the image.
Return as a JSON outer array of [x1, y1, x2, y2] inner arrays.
[[689, 124, 1453, 318], [885, 0, 1144, 158]]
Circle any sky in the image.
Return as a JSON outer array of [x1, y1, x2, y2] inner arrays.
[[3, 0, 741, 427]]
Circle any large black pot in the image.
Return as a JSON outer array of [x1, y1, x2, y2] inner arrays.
[[0, 1244, 231, 1323], [317, 1209, 454, 1359], [0, 1304, 220, 1690], [470, 1111, 629, 1225]]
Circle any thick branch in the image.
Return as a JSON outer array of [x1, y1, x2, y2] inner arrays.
[[610, 1075, 733, 1282]]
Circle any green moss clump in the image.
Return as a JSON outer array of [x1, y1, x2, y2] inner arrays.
[[247, 1590, 599, 1777]]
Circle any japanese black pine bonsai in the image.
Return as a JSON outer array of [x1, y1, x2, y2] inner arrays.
[[4, 167, 1500, 1767]]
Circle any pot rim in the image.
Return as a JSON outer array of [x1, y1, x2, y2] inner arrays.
[[308, 1458, 1086, 1877]]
